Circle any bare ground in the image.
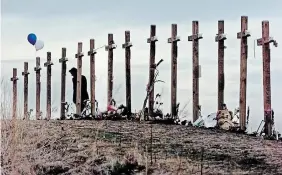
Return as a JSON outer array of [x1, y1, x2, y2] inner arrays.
[[1, 119, 282, 175]]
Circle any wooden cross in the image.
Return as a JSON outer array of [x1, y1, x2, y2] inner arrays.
[[215, 20, 226, 112], [22, 62, 30, 120], [256, 20, 278, 136], [168, 24, 180, 119], [237, 16, 251, 132], [105, 34, 116, 106], [44, 52, 54, 120], [88, 39, 97, 116], [10, 68, 19, 119], [34, 57, 41, 120], [59, 48, 68, 119], [122, 31, 133, 117], [188, 21, 203, 122], [75, 42, 84, 115], [146, 25, 158, 120]]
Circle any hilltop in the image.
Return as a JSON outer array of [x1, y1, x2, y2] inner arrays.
[[1, 120, 282, 175]]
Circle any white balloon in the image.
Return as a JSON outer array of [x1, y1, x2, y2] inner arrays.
[[34, 40, 44, 51]]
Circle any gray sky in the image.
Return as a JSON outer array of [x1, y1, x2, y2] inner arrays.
[[1, 0, 282, 131], [2, 0, 281, 22]]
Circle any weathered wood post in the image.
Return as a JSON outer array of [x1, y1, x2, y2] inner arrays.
[[75, 42, 84, 115], [188, 21, 203, 122], [105, 34, 116, 105], [10, 68, 18, 119], [237, 16, 251, 131], [22, 62, 30, 119], [168, 24, 180, 119], [215, 20, 227, 111], [34, 57, 41, 120], [147, 25, 158, 117], [122, 31, 133, 116], [44, 52, 53, 120], [257, 21, 278, 136], [59, 48, 68, 119], [88, 39, 97, 116]]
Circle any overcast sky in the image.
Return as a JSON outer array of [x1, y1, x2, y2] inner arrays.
[[1, 0, 282, 131]]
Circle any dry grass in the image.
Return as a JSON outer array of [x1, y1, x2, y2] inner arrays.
[[1, 119, 282, 175], [1, 119, 148, 175]]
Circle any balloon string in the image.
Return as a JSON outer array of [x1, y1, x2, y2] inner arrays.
[[94, 45, 106, 52]]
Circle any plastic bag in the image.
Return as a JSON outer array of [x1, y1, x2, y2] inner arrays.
[[193, 112, 217, 128], [203, 113, 217, 128]]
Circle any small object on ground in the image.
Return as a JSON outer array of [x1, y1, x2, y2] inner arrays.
[[215, 104, 235, 130], [216, 109, 234, 130], [193, 113, 217, 128]]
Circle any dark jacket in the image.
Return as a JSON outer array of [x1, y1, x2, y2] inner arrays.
[[72, 75, 89, 104]]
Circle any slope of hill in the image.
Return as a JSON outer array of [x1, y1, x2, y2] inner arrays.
[[1, 120, 282, 175]]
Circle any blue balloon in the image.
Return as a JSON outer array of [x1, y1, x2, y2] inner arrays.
[[27, 33, 37, 45]]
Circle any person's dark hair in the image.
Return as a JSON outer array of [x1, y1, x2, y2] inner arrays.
[[69, 67, 77, 73]]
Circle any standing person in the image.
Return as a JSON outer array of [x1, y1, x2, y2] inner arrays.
[[69, 67, 89, 115]]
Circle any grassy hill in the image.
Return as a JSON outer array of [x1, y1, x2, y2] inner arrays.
[[1, 119, 282, 175]]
